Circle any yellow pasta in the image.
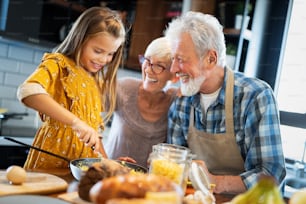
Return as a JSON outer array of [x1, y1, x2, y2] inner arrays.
[[150, 159, 184, 184]]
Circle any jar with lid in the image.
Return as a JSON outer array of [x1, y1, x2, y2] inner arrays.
[[148, 143, 192, 192]]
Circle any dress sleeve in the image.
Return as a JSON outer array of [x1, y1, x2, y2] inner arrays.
[[26, 59, 60, 90], [17, 83, 48, 101]]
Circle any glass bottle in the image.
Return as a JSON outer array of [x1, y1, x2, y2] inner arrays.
[[148, 143, 192, 192]]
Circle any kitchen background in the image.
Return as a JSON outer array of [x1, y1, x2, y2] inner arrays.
[[0, 0, 306, 196]]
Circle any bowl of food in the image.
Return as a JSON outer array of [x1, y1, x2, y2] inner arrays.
[[70, 158, 148, 181], [70, 158, 102, 181], [115, 160, 148, 174]]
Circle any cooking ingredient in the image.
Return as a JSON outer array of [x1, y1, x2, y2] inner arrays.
[[145, 191, 181, 202], [184, 190, 215, 204], [6, 165, 27, 185], [150, 159, 184, 184], [90, 174, 182, 204], [290, 189, 306, 204], [78, 159, 130, 201], [230, 175, 285, 204]]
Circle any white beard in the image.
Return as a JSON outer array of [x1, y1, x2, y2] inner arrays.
[[180, 75, 206, 96]]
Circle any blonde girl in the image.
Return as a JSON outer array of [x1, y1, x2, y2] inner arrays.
[[17, 7, 126, 170]]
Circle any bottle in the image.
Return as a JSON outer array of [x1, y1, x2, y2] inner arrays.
[[148, 143, 191, 192]]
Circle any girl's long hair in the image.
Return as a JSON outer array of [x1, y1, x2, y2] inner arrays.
[[55, 6, 126, 124]]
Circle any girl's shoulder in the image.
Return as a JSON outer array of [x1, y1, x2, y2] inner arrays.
[[41, 53, 75, 68]]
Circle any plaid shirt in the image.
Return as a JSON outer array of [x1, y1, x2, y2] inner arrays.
[[167, 69, 286, 188]]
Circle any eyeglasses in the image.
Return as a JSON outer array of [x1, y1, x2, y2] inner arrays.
[[138, 55, 167, 74]]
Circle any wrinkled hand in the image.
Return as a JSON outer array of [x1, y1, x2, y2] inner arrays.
[[117, 156, 137, 163], [71, 118, 102, 152]]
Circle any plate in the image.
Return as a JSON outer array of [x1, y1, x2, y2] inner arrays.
[[0, 195, 70, 204]]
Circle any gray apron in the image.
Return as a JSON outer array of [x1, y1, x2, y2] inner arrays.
[[187, 69, 244, 175]]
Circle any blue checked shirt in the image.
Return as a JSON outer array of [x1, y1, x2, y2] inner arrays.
[[167, 69, 286, 189]]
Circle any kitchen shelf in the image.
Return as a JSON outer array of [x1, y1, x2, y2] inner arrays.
[[47, 0, 86, 13], [223, 28, 252, 41], [217, 0, 256, 72]]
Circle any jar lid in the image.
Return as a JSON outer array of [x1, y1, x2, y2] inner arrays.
[[189, 162, 211, 195]]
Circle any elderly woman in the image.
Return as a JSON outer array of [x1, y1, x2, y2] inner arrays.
[[104, 37, 178, 167]]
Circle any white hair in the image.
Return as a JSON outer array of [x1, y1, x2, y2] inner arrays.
[[144, 37, 171, 60], [164, 11, 226, 67]]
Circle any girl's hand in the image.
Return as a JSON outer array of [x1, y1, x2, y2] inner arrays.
[[71, 118, 102, 150]]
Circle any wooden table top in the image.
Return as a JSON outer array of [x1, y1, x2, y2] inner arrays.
[[37, 168, 235, 203], [29, 168, 288, 204]]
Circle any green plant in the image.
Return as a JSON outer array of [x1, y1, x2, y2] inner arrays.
[[226, 43, 237, 56], [235, 1, 253, 15]]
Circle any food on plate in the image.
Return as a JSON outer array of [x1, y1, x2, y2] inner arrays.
[[6, 165, 27, 185], [289, 189, 306, 204], [90, 174, 183, 204], [106, 198, 175, 204], [106, 191, 180, 204], [145, 191, 181, 203], [229, 175, 285, 204], [184, 190, 215, 204], [78, 159, 131, 201], [116, 160, 147, 174]]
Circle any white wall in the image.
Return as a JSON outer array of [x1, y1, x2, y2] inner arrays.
[[0, 39, 51, 136]]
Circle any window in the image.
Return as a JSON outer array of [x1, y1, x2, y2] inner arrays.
[[277, 0, 306, 162]]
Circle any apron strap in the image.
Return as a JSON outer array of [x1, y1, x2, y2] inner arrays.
[[189, 68, 234, 134], [225, 68, 235, 135]]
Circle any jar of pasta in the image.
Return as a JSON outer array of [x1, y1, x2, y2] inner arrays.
[[148, 143, 192, 192]]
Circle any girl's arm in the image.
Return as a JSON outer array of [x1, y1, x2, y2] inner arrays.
[[22, 94, 107, 157]]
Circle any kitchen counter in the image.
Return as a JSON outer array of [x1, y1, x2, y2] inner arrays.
[[2, 168, 289, 203], [29, 168, 235, 203], [0, 136, 34, 169]]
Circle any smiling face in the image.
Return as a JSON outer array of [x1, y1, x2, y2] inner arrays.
[[80, 33, 122, 73], [170, 33, 208, 96], [141, 55, 173, 93]]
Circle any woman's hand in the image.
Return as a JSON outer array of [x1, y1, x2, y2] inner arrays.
[[117, 156, 137, 163]]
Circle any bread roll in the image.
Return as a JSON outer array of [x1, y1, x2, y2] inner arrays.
[[90, 174, 183, 204], [78, 159, 130, 201], [106, 198, 178, 204]]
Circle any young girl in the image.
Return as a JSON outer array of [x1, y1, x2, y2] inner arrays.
[[17, 7, 126, 170]]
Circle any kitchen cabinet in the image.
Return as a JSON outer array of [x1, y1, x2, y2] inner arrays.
[[124, 0, 216, 70], [0, 0, 88, 47], [0, 146, 29, 169], [124, 0, 183, 70], [0, 137, 33, 169], [216, 0, 256, 72], [124, 0, 254, 72]]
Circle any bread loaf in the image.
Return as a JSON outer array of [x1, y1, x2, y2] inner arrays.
[[90, 174, 182, 204], [78, 159, 130, 201]]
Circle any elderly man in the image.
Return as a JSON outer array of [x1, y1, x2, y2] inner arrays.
[[165, 11, 286, 194]]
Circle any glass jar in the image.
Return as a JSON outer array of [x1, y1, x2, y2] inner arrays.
[[148, 143, 192, 192]]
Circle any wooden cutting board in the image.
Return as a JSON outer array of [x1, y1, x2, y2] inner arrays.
[[0, 170, 68, 196]]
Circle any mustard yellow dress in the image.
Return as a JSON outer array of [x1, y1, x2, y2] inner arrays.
[[23, 53, 104, 170]]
